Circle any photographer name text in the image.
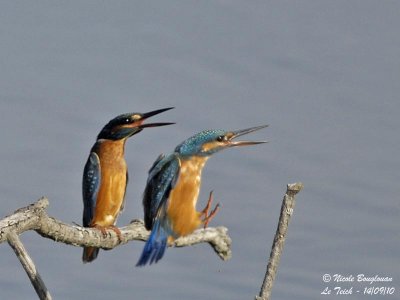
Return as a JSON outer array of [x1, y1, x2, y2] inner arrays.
[[321, 274, 395, 296]]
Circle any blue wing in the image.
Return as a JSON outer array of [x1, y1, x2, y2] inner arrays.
[[137, 153, 180, 266], [82, 152, 101, 227], [142, 153, 180, 230]]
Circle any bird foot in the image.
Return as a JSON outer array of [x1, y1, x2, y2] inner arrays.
[[93, 225, 122, 243], [201, 191, 220, 229], [108, 225, 122, 243], [93, 224, 108, 237]]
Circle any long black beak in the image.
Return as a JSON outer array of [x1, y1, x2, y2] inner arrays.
[[139, 107, 175, 128], [229, 125, 268, 147]]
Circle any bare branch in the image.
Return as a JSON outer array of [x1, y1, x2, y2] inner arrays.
[[0, 197, 231, 260], [0, 197, 48, 242], [174, 226, 231, 260], [256, 182, 304, 300], [7, 231, 52, 300]]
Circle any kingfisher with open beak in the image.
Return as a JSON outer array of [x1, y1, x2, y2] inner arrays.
[[82, 107, 174, 263], [137, 125, 268, 266]]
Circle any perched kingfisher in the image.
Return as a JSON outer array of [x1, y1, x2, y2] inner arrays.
[[82, 107, 174, 263], [136, 125, 268, 266]]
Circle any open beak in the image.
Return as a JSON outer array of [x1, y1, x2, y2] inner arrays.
[[139, 107, 175, 128], [228, 125, 268, 147]]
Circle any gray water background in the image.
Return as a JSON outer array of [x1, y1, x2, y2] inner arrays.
[[0, 1, 399, 299]]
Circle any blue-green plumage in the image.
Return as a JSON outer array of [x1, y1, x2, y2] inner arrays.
[[137, 126, 268, 266], [82, 151, 101, 228], [143, 153, 180, 230], [174, 129, 227, 156]]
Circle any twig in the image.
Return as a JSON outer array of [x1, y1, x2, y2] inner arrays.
[[256, 182, 303, 300], [0, 197, 231, 260], [7, 231, 52, 300], [173, 226, 231, 260]]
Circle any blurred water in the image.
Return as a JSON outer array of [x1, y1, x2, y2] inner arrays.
[[0, 1, 399, 299]]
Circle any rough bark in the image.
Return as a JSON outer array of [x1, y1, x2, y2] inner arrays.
[[7, 232, 52, 300], [0, 197, 232, 260], [1, 182, 303, 300], [0, 197, 231, 299], [256, 182, 303, 300]]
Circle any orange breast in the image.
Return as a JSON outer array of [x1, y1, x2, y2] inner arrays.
[[167, 156, 208, 237], [91, 140, 127, 227]]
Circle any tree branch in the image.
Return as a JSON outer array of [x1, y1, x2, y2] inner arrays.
[[1, 182, 302, 299], [1, 197, 231, 299], [256, 182, 304, 300], [7, 231, 52, 300], [0, 197, 231, 260]]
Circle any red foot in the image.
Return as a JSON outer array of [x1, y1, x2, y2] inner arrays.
[[93, 224, 108, 237], [201, 191, 220, 229], [93, 224, 122, 243], [108, 225, 122, 243]]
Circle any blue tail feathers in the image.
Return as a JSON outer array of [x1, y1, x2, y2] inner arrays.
[[136, 220, 168, 266]]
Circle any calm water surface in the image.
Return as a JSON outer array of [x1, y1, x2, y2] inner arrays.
[[0, 2, 399, 299]]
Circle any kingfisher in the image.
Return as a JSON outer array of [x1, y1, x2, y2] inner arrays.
[[136, 125, 268, 266], [82, 107, 174, 263]]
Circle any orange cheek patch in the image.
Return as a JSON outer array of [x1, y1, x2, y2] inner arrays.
[[201, 141, 220, 152]]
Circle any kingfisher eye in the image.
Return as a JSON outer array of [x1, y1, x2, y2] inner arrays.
[[217, 135, 225, 142], [125, 118, 131, 123]]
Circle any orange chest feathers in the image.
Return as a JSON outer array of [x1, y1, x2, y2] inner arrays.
[[167, 156, 209, 237], [92, 139, 127, 226]]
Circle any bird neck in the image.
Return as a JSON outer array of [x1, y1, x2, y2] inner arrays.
[[179, 155, 209, 175], [93, 139, 127, 159]]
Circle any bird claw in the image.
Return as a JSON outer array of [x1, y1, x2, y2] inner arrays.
[[201, 191, 220, 228], [93, 224, 108, 237], [93, 225, 122, 243], [108, 225, 122, 243]]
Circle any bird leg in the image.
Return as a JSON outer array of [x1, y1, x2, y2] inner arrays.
[[201, 191, 220, 229]]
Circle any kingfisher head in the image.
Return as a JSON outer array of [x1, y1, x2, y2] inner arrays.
[[97, 107, 174, 141], [175, 125, 268, 157]]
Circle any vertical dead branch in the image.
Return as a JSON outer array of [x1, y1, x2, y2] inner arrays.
[[7, 231, 52, 300], [256, 182, 303, 300]]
